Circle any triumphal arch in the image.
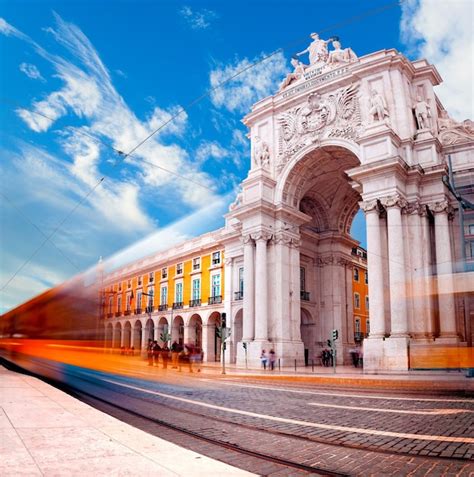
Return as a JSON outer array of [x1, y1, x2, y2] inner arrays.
[[223, 34, 474, 371]]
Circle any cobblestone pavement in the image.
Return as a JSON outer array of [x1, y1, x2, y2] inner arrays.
[[64, 365, 474, 476]]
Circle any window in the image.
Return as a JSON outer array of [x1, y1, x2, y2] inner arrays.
[[127, 280, 131, 289], [126, 293, 131, 311], [138, 275, 142, 286], [354, 318, 361, 333], [470, 241, 474, 258], [192, 278, 200, 300], [160, 286, 167, 305], [300, 267, 306, 291], [117, 296, 122, 312], [212, 251, 221, 265], [365, 295, 369, 310], [175, 282, 183, 302], [193, 257, 201, 271], [118, 282, 122, 291], [239, 267, 244, 293], [354, 292, 360, 309], [365, 270, 368, 284], [366, 319, 370, 334], [147, 288, 154, 306], [161, 268, 167, 279], [136, 291, 142, 309], [148, 272, 154, 283], [176, 263, 183, 275], [108, 296, 113, 314], [469, 224, 474, 235], [353, 267, 359, 282], [211, 274, 221, 297]]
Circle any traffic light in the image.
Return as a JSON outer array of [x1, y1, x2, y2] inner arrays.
[[242, 342, 247, 350], [327, 339, 332, 347], [221, 312, 227, 329], [332, 329, 339, 341]]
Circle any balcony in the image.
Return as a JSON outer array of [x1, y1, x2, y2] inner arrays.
[[208, 295, 222, 305], [158, 304, 168, 311], [146, 305, 155, 313], [301, 291, 310, 301], [189, 299, 201, 307], [115, 311, 122, 317], [134, 308, 142, 315], [234, 291, 243, 300], [124, 310, 131, 316], [106, 312, 114, 318], [172, 302, 184, 310]]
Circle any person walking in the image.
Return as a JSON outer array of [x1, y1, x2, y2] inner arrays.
[[152, 341, 161, 367], [260, 350, 268, 370], [269, 349, 276, 371], [147, 339, 153, 366]]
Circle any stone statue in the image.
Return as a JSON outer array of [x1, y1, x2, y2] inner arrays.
[[296, 32, 334, 65], [253, 136, 270, 169], [229, 189, 243, 211], [279, 58, 306, 91], [327, 39, 358, 66], [413, 96, 431, 130], [368, 89, 389, 123]]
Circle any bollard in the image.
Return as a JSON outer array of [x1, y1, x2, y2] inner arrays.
[[294, 359, 297, 372], [278, 358, 281, 371], [312, 359, 314, 372]]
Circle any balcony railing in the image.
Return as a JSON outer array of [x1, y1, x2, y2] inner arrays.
[[106, 312, 114, 318], [301, 291, 310, 301], [234, 291, 243, 300], [134, 308, 142, 315], [124, 309, 131, 316], [158, 304, 168, 311], [172, 302, 184, 310], [115, 311, 122, 317], [189, 299, 201, 307], [208, 295, 222, 305], [146, 305, 154, 313]]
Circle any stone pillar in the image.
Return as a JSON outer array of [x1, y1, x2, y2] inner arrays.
[[382, 195, 409, 337], [430, 200, 458, 340], [289, 239, 302, 343], [361, 200, 385, 337], [254, 233, 270, 341], [201, 324, 211, 363], [120, 324, 125, 347], [130, 326, 135, 350], [183, 323, 191, 345], [274, 235, 292, 341], [242, 235, 255, 341], [141, 326, 147, 356]]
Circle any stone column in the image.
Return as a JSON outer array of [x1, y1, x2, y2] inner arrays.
[[381, 194, 409, 337], [141, 326, 147, 355], [420, 206, 435, 337], [242, 235, 255, 341], [183, 323, 191, 345], [289, 239, 302, 342], [201, 324, 212, 363], [361, 200, 385, 337], [120, 324, 125, 347], [430, 200, 457, 339], [273, 234, 292, 341], [254, 232, 271, 341]]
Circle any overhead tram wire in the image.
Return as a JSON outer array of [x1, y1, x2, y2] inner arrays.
[[0, 0, 404, 293]]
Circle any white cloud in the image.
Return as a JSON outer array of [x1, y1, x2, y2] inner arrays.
[[196, 140, 230, 165], [209, 52, 288, 113], [179, 6, 218, 30], [400, 0, 473, 120], [19, 62, 45, 81]]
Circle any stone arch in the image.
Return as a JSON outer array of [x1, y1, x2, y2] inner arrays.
[[133, 320, 142, 351], [123, 321, 132, 348], [157, 316, 169, 346], [113, 322, 122, 349], [105, 323, 113, 348], [188, 314, 203, 348], [205, 311, 222, 362], [145, 318, 154, 344], [171, 315, 184, 347], [300, 308, 316, 365], [232, 308, 243, 364]]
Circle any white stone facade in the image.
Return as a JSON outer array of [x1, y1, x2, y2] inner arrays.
[[222, 43, 474, 371]]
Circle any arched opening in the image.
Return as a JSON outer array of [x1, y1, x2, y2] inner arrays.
[[105, 323, 113, 348], [233, 309, 243, 363], [171, 315, 184, 347], [188, 314, 203, 349], [123, 321, 132, 348], [113, 322, 122, 349], [206, 311, 222, 362], [158, 316, 169, 346], [145, 318, 154, 343], [133, 320, 142, 351], [300, 308, 315, 366]]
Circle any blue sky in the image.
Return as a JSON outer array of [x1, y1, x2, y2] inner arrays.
[[1, 0, 472, 311]]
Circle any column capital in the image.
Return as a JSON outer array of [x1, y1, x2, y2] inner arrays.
[[224, 257, 233, 266], [273, 233, 293, 246], [380, 194, 408, 210], [419, 204, 430, 217], [428, 199, 450, 215], [359, 199, 379, 213], [251, 231, 273, 243], [337, 257, 353, 268], [403, 201, 421, 215], [242, 234, 254, 245], [289, 237, 301, 249]]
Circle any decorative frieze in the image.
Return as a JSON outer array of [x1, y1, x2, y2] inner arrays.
[[380, 194, 408, 210]]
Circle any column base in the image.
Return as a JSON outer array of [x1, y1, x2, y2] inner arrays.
[[363, 336, 409, 373], [435, 335, 459, 345]]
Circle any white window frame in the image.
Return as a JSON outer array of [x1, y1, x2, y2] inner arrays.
[[238, 267, 244, 293], [211, 273, 221, 297], [354, 318, 361, 333], [366, 319, 370, 334], [136, 291, 142, 310], [161, 268, 168, 280], [353, 267, 359, 282], [108, 296, 113, 314], [354, 292, 360, 309], [365, 295, 369, 310], [365, 270, 368, 284], [147, 287, 154, 307], [300, 267, 306, 291], [192, 278, 201, 300], [175, 281, 183, 303], [176, 262, 183, 276], [117, 296, 122, 312], [192, 257, 201, 271], [212, 251, 221, 266], [126, 293, 131, 311], [160, 286, 167, 306]]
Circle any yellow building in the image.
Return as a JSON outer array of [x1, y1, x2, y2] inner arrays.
[[351, 246, 369, 344]]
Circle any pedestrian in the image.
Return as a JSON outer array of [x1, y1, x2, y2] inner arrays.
[[147, 339, 153, 366], [260, 349, 268, 370], [161, 344, 170, 369], [171, 341, 179, 369], [350, 348, 358, 367], [269, 349, 276, 371], [152, 340, 161, 366]]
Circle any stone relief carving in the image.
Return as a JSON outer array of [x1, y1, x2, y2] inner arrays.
[[251, 231, 273, 242], [413, 96, 431, 131], [437, 111, 474, 146], [276, 83, 362, 167], [359, 199, 379, 213], [380, 194, 408, 209], [279, 58, 306, 91], [367, 89, 389, 123], [428, 199, 450, 214], [253, 136, 271, 169], [228, 188, 243, 211], [404, 201, 421, 215]]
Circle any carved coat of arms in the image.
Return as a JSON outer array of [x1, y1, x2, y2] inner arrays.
[[277, 83, 362, 167]]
